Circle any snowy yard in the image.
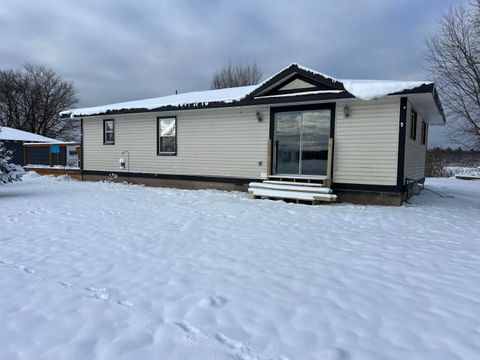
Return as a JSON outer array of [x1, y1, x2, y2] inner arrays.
[[1, 173, 479, 360]]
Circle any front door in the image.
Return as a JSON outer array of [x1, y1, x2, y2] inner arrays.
[[273, 109, 331, 176]]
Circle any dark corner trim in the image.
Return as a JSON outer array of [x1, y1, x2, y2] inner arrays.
[[330, 103, 336, 178], [82, 170, 257, 185], [397, 97, 407, 192], [80, 118, 84, 180], [269, 108, 275, 175]]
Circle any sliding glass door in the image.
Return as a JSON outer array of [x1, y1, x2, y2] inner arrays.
[[273, 109, 331, 176]]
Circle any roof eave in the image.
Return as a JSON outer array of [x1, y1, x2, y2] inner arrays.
[[391, 84, 446, 125], [64, 92, 357, 118], [63, 83, 446, 125]]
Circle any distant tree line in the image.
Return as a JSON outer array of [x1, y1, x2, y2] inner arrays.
[[426, 147, 480, 177], [0, 64, 78, 140]]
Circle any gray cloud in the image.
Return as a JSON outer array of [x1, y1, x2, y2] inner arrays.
[[0, 0, 469, 146]]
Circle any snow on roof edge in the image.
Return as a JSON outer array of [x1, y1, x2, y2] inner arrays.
[[0, 127, 59, 142], [61, 85, 257, 118], [61, 64, 435, 117]]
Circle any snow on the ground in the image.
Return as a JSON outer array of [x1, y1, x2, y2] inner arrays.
[[0, 174, 479, 360], [445, 166, 480, 177]]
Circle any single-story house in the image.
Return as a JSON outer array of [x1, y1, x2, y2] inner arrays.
[[0, 127, 58, 165], [61, 64, 445, 205]]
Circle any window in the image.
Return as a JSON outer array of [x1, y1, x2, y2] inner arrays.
[[157, 117, 176, 155], [410, 109, 417, 140], [103, 119, 114, 145], [421, 121, 427, 145]]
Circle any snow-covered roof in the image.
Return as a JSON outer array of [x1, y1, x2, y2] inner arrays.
[[341, 79, 431, 101], [247, 63, 432, 100], [0, 127, 59, 143], [23, 141, 79, 146], [61, 63, 437, 118], [61, 85, 257, 118]]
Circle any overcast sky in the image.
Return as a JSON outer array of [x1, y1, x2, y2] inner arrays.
[[0, 0, 469, 146]]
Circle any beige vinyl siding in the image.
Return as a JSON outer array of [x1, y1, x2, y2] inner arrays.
[[83, 107, 270, 179], [279, 78, 316, 91], [333, 98, 400, 185], [404, 101, 427, 181]]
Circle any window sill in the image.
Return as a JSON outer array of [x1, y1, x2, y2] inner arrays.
[[157, 153, 177, 156]]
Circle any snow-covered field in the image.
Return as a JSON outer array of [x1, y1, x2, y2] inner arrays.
[[1, 173, 479, 360]]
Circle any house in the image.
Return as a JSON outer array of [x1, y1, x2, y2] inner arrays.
[[0, 127, 58, 165], [60, 64, 445, 205], [0, 127, 81, 178]]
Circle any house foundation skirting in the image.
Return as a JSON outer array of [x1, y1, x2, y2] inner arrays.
[[83, 170, 407, 205], [334, 189, 404, 206], [82, 171, 253, 192]]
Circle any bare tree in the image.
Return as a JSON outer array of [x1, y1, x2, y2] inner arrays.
[[0, 64, 78, 140], [211, 61, 262, 89], [425, 1, 480, 148]]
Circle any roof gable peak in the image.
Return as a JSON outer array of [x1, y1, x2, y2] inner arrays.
[[246, 64, 345, 99]]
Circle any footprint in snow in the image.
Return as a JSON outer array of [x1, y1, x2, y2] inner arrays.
[[316, 347, 350, 360], [0, 260, 35, 274], [82, 286, 135, 309], [174, 321, 209, 344], [84, 287, 111, 301], [18, 265, 35, 274], [198, 296, 228, 309], [174, 321, 277, 360], [208, 296, 227, 308], [58, 281, 73, 288], [215, 332, 264, 360], [117, 300, 134, 308]]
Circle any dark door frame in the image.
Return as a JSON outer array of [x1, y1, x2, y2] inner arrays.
[[269, 103, 336, 176]]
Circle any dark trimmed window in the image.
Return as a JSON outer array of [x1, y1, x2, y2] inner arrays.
[[410, 109, 417, 140], [421, 121, 427, 145], [157, 117, 176, 155], [103, 119, 114, 145]]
